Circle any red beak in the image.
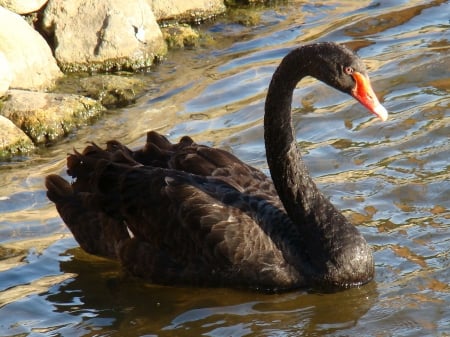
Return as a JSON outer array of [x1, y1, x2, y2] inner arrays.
[[351, 71, 388, 121]]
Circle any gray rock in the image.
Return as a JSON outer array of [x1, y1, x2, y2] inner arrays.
[[41, 0, 168, 72], [0, 6, 62, 90]]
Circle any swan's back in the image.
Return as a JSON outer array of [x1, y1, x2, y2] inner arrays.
[[46, 131, 309, 290]]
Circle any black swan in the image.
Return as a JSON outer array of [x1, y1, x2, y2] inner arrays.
[[46, 42, 388, 291]]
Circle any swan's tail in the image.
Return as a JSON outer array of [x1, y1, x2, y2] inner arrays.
[[46, 137, 177, 268], [45, 147, 132, 259]]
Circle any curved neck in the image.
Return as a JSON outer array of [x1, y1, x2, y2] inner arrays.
[[264, 47, 323, 222], [263, 45, 374, 287]]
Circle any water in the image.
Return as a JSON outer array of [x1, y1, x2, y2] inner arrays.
[[1, 0, 449, 336]]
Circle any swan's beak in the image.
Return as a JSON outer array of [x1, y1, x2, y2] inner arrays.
[[351, 71, 388, 121]]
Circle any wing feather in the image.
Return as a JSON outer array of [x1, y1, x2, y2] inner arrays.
[[46, 131, 304, 288]]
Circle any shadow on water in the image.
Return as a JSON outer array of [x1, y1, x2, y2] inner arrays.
[[38, 246, 378, 336]]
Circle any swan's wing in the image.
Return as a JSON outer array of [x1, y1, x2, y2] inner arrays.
[[131, 131, 243, 175], [117, 168, 302, 287], [47, 146, 298, 287], [130, 131, 283, 208]]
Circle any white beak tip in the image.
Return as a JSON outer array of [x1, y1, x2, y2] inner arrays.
[[374, 104, 388, 121]]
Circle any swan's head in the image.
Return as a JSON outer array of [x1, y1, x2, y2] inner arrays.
[[312, 43, 388, 121]]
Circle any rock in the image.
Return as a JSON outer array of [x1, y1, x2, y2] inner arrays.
[[227, 7, 263, 26], [0, 52, 13, 96], [79, 75, 147, 108], [0, 0, 48, 14], [151, 0, 226, 23], [0, 6, 62, 90], [41, 0, 168, 72], [162, 25, 200, 49], [0, 90, 105, 145], [55, 74, 147, 108], [0, 115, 34, 159]]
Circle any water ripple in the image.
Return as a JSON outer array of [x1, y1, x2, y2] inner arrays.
[[0, 1, 449, 336]]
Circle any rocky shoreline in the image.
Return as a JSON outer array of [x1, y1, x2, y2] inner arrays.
[[0, 0, 258, 160]]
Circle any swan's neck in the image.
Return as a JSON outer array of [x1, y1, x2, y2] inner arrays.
[[263, 45, 374, 288], [264, 47, 322, 222]]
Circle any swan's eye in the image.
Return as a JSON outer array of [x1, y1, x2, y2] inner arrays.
[[344, 66, 354, 75]]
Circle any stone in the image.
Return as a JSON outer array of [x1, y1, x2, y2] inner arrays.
[[0, 0, 48, 14], [0, 6, 62, 90], [0, 90, 106, 145], [55, 73, 147, 108], [151, 0, 226, 23], [162, 25, 200, 49], [0, 115, 34, 159], [41, 0, 168, 72], [0, 52, 13, 96]]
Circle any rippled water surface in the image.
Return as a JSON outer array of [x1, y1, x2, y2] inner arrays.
[[1, 1, 449, 336]]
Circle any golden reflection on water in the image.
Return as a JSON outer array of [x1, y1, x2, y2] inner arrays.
[[0, 0, 449, 336]]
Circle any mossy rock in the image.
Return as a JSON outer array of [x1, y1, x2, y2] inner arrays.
[[226, 7, 263, 26], [57, 54, 166, 73], [55, 73, 147, 108], [0, 115, 34, 160], [162, 25, 200, 49], [0, 90, 105, 145]]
